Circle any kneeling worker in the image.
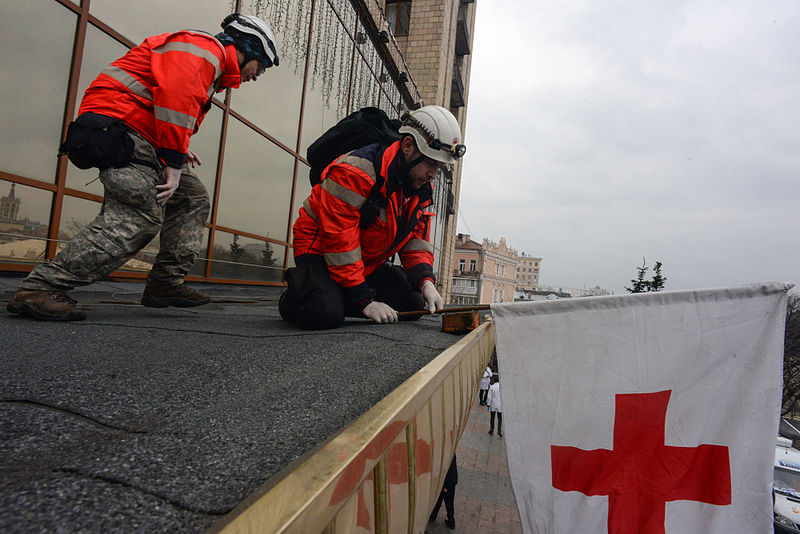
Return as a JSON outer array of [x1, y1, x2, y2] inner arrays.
[[280, 105, 466, 329]]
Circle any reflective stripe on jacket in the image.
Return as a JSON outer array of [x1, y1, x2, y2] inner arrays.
[[293, 141, 436, 306], [78, 31, 241, 168]]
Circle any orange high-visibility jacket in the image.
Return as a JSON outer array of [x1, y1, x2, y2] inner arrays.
[[293, 141, 436, 307], [78, 31, 241, 168]]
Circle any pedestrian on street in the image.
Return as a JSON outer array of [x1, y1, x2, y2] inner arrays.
[[479, 365, 492, 405], [7, 14, 279, 321], [429, 454, 458, 529], [279, 106, 466, 329], [488, 374, 503, 437]]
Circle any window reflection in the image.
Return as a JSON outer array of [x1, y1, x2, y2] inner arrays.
[[58, 195, 99, 242], [216, 117, 295, 240], [0, 0, 75, 184], [89, 0, 228, 46], [329, 0, 358, 37], [210, 230, 285, 282], [65, 25, 129, 196], [0, 181, 52, 265], [289, 165, 312, 237], [187, 105, 223, 221], [300, 0, 353, 156], [189, 227, 211, 277], [378, 82, 401, 119], [429, 172, 447, 275], [351, 55, 381, 111], [229, 2, 308, 149]]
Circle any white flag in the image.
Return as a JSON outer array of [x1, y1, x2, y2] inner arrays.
[[491, 283, 792, 534]]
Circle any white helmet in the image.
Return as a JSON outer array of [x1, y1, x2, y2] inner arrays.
[[220, 14, 280, 68], [399, 105, 465, 164]]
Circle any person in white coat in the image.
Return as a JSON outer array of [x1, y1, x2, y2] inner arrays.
[[487, 375, 502, 437], [479, 366, 492, 405]]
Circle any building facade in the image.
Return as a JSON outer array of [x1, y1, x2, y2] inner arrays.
[[450, 233, 481, 305], [387, 0, 477, 302], [0, 0, 476, 293], [515, 252, 542, 291], [450, 234, 518, 305]]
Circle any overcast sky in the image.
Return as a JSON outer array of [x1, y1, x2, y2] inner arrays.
[[459, 0, 799, 294]]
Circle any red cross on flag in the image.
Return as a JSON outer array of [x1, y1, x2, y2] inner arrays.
[[491, 283, 792, 534]]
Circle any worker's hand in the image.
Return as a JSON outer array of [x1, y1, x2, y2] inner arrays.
[[420, 280, 444, 314], [186, 148, 202, 168], [156, 166, 181, 205], [362, 301, 398, 324]]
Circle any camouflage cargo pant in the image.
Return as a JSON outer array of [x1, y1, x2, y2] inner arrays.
[[21, 130, 210, 291]]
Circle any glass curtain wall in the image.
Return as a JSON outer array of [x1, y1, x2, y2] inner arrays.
[[0, 0, 447, 286]]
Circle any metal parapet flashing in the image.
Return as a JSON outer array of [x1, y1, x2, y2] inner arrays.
[[210, 321, 495, 534]]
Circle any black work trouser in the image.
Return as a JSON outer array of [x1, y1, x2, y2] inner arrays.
[[490, 410, 503, 433], [479, 388, 488, 404], [279, 254, 425, 330], [430, 484, 455, 522]]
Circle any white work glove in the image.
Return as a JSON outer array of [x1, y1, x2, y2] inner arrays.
[[362, 301, 398, 324], [420, 280, 444, 314]]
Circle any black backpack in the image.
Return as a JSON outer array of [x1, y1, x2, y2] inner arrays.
[[306, 107, 403, 229], [306, 106, 402, 186]]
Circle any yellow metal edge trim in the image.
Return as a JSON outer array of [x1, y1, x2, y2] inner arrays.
[[209, 321, 494, 534]]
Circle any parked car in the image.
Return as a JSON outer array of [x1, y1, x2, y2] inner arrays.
[[774, 435, 800, 533]]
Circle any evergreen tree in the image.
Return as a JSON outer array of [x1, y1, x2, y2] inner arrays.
[[650, 261, 667, 292], [625, 258, 650, 293], [625, 258, 667, 293], [262, 241, 276, 266], [230, 234, 243, 262]]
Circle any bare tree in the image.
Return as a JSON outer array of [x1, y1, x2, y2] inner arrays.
[[781, 294, 800, 416]]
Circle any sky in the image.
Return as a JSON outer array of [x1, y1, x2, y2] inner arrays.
[[459, 0, 799, 294]]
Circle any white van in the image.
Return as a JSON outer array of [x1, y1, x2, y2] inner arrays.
[[774, 436, 800, 533]]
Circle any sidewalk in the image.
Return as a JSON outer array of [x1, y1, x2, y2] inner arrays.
[[426, 395, 522, 534]]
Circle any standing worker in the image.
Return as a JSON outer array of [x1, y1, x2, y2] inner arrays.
[[280, 105, 466, 329], [7, 14, 279, 321], [479, 365, 492, 406], [429, 454, 458, 529], [487, 374, 503, 437]]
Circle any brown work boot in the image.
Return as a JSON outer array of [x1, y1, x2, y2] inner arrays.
[[141, 283, 211, 308], [6, 288, 86, 321]]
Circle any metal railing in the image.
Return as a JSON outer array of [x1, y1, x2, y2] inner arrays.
[[210, 321, 496, 533]]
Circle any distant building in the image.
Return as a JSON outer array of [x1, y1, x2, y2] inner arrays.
[[450, 234, 518, 304], [514, 288, 570, 301], [0, 183, 23, 234], [540, 284, 610, 297], [515, 252, 542, 291]]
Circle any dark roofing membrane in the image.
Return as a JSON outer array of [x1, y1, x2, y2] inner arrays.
[[0, 278, 463, 532]]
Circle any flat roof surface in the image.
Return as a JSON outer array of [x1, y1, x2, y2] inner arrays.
[[0, 277, 463, 532]]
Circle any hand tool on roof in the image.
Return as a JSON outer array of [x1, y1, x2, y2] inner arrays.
[[397, 304, 491, 333]]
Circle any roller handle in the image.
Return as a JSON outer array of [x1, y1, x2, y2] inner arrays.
[[396, 304, 491, 318]]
